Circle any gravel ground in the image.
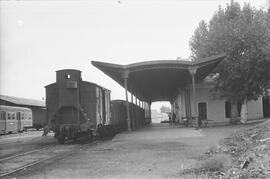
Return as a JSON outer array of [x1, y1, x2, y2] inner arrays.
[[189, 119, 270, 179], [13, 122, 261, 179], [0, 131, 56, 160]]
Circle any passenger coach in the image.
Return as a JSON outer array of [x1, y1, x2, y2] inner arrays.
[[0, 105, 33, 134]]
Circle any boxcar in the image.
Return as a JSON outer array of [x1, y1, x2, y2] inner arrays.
[[0, 105, 33, 134], [111, 100, 147, 131], [45, 69, 111, 144]]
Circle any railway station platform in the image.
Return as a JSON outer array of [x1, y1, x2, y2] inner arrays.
[[17, 122, 261, 179]]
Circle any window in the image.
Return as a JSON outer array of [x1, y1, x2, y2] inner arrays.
[[7, 113, 11, 120], [12, 113, 16, 120], [22, 113, 25, 120], [0, 112, 5, 120], [65, 74, 71, 79]]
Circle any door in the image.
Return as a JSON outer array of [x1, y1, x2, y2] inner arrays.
[[0, 112, 6, 134], [198, 102, 207, 121], [263, 96, 270, 118], [17, 112, 22, 132], [6, 112, 17, 133]]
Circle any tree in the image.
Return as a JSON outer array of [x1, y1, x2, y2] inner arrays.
[[189, 1, 270, 119], [160, 105, 170, 113]]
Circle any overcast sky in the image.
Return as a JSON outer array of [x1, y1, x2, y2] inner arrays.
[[0, 0, 267, 110]]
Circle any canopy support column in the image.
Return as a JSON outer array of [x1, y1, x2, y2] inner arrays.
[[188, 66, 198, 129], [131, 90, 135, 130], [149, 101, 152, 123], [122, 71, 131, 131]]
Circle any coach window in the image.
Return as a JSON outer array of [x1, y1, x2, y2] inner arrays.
[[0, 112, 5, 120], [7, 113, 11, 120], [12, 113, 16, 120], [65, 74, 71, 79]]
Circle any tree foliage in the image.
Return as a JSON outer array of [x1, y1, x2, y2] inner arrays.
[[189, 1, 270, 102], [160, 105, 170, 113]]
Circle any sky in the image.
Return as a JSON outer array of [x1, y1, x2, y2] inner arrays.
[[0, 0, 267, 110]]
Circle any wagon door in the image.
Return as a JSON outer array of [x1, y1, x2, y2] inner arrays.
[[17, 112, 22, 132], [6, 112, 17, 133], [0, 111, 6, 134]]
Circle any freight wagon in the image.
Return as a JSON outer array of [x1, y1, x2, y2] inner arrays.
[[110, 100, 147, 131], [0, 105, 33, 134], [45, 69, 111, 144]]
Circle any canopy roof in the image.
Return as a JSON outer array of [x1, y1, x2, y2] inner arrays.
[[92, 54, 226, 102]]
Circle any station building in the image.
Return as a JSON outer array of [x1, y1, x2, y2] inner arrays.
[[92, 54, 270, 129], [172, 78, 269, 126]]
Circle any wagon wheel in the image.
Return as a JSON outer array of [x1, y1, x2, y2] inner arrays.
[[58, 134, 65, 144], [23, 127, 27, 132]]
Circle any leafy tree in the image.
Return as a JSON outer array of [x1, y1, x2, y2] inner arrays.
[[189, 1, 270, 119], [160, 105, 170, 113]]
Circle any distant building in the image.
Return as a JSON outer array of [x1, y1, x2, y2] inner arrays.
[[0, 95, 46, 130]]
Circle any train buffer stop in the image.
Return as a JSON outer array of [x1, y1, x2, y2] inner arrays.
[[91, 53, 227, 130]]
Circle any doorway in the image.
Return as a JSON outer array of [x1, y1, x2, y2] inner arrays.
[[263, 96, 270, 118], [198, 102, 207, 121]]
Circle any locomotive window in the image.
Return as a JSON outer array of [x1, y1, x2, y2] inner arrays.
[[22, 113, 24, 120], [65, 74, 71, 79], [7, 113, 11, 120], [12, 113, 16, 120]]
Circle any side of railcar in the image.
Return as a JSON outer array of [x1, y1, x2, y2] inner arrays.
[[18, 107, 33, 131], [110, 100, 148, 131], [80, 81, 99, 133], [0, 105, 32, 134], [110, 100, 127, 132]]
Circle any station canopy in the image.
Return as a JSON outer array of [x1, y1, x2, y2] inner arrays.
[[91, 54, 226, 103]]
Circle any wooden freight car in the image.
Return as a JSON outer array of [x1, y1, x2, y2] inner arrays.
[[111, 100, 147, 131], [45, 69, 110, 144]]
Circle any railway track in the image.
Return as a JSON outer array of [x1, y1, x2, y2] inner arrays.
[[0, 144, 55, 162], [0, 141, 98, 178]]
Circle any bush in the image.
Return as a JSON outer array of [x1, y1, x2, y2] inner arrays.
[[199, 154, 232, 172]]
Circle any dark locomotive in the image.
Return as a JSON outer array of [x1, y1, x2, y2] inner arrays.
[[45, 69, 111, 144], [45, 69, 149, 144]]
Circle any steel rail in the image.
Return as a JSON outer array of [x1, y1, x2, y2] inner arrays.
[[0, 141, 98, 178]]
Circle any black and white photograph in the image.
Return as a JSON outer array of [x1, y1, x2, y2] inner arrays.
[[0, 0, 270, 178]]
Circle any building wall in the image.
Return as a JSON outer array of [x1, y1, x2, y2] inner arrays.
[[173, 81, 264, 125], [246, 98, 263, 120]]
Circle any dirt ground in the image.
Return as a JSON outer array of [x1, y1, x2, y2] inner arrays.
[[16, 123, 260, 179], [0, 131, 56, 159]]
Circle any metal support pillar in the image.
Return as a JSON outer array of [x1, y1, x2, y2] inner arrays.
[[131, 91, 135, 130], [149, 101, 152, 123], [188, 66, 198, 129], [122, 71, 131, 131]]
